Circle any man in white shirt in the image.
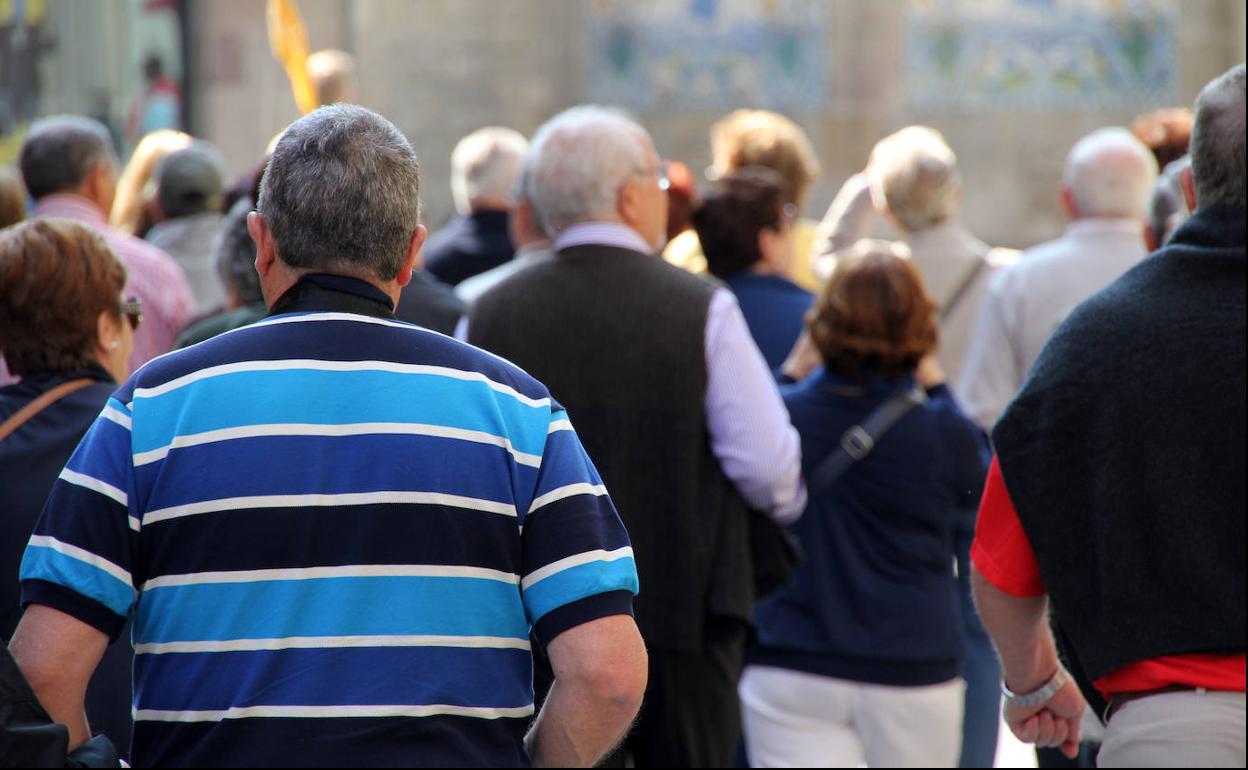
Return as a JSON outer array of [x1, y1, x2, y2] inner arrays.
[[957, 127, 1158, 432]]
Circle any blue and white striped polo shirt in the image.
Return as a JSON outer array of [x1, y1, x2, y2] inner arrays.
[[20, 297, 639, 767]]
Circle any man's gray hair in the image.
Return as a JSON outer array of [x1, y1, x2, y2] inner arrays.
[[258, 104, 420, 282], [450, 127, 528, 215], [1190, 63, 1245, 210], [528, 106, 649, 234], [215, 197, 263, 305], [18, 115, 116, 200], [1062, 127, 1158, 219], [868, 125, 962, 232], [1147, 156, 1191, 247]]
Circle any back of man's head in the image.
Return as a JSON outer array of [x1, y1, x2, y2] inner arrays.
[[18, 115, 116, 201], [258, 104, 420, 283], [215, 197, 263, 308], [450, 127, 528, 216], [307, 49, 358, 107], [1190, 63, 1246, 211], [1146, 156, 1192, 250], [1062, 127, 1158, 220], [155, 143, 228, 220], [528, 106, 649, 234], [868, 125, 961, 233]]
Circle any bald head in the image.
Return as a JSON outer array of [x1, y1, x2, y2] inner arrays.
[[1190, 64, 1246, 210], [307, 49, 358, 106], [1062, 127, 1158, 220]]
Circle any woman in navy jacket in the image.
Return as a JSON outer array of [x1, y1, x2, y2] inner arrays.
[[741, 241, 990, 768]]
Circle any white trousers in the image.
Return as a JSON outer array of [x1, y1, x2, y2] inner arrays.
[[739, 664, 965, 768], [1098, 689, 1246, 768]]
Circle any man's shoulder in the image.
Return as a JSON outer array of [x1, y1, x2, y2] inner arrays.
[[127, 311, 553, 407]]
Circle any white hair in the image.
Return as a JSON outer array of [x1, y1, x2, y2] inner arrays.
[[868, 125, 961, 232], [528, 106, 650, 233], [1063, 127, 1158, 219], [450, 126, 529, 215]]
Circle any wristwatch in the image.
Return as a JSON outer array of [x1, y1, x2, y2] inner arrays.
[[1002, 666, 1068, 710]]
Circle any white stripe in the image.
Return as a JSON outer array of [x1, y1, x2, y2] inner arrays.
[[27, 535, 134, 587], [142, 563, 520, 591], [132, 359, 550, 409], [99, 405, 132, 430], [134, 634, 531, 655], [521, 547, 635, 591], [128, 515, 141, 533], [133, 422, 541, 468], [134, 703, 535, 723], [58, 468, 128, 507], [547, 419, 573, 434], [527, 483, 608, 515], [143, 491, 517, 526], [248, 311, 417, 333]]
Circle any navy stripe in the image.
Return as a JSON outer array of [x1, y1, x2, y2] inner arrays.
[[131, 714, 530, 767], [520, 494, 632, 576], [135, 646, 533, 711], [127, 316, 553, 408], [137, 433, 535, 514], [138, 503, 521, 578]]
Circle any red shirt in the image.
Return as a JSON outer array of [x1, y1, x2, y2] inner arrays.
[[971, 457, 1245, 697]]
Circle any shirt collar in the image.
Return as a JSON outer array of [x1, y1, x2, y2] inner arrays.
[[30, 193, 108, 228], [1064, 218, 1144, 240], [554, 222, 654, 254], [269, 273, 396, 319]]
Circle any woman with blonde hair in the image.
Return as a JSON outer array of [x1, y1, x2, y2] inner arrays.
[[109, 128, 191, 236]]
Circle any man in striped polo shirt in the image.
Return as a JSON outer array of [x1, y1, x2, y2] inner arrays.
[[9, 105, 647, 767]]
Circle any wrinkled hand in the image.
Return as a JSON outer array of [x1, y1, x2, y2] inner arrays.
[[1004, 679, 1087, 759], [781, 329, 821, 383]]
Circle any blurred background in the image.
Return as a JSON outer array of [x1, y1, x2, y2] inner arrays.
[[2, 0, 1244, 249]]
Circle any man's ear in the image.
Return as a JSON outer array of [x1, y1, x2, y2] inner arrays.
[[248, 211, 277, 278], [1060, 185, 1079, 219], [1180, 165, 1197, 212], [617, 177, 642, 230], [396, 225, 427, 288]]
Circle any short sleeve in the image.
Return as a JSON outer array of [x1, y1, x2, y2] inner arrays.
[[19, 397, 140, 640], [970, 456, 1046, 598], [519, 409, 638, 646]]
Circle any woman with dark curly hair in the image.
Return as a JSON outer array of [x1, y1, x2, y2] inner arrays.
[[740, 241, 990, 768], [0, 218, 137, 758]]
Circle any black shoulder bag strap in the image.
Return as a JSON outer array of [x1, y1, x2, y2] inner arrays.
[[808, 385, 929, 492]]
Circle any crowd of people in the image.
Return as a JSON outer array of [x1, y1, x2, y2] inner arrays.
[[0, 51, 1243, 768]]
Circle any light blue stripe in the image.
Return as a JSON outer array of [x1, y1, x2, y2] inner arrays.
[[20, 546, 134, 617], [131, 368, 550, 457], [134, 576, 530, 644], [523, 557, 639, 623], [106, 396, 132, 417]]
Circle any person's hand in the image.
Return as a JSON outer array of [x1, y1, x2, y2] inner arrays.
[[781, 329, 821, 383], [1004, 679, 1087, 759], [916, 353, 945, 389]]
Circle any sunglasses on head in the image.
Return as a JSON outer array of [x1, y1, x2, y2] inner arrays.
[[121, 297, 143, 331]]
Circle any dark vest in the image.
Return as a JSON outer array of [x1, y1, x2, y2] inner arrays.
[[470, 245, 753, 651], [993, 205, 1247, 681]]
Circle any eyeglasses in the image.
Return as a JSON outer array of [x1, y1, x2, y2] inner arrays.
[[636, 162, 671, 192], [121, 297, 143, 331]]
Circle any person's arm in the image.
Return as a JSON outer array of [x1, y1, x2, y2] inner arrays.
[[704, 290, 806, 523], [526, 615, 647, 767], [811, 172, 878, 280], [955, 272, 1022, 433], [8, 604, 110, 751], [971, 568, 1085, 758]]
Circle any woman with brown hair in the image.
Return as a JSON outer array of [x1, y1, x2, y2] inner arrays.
[[0, 218, 137, 758], [740, 242, 990, 767]]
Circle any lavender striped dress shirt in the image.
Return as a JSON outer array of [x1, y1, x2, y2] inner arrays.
[[459, 221, 807, 522], [31, 194, 198, 373]]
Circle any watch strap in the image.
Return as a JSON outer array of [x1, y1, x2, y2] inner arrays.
[[1002, 666, 1068, 710]]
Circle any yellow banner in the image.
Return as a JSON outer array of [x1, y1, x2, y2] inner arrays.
[[266, 0, 317, 115]]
